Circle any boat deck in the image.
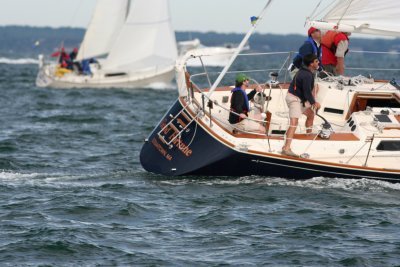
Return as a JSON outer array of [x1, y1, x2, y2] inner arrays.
[[182, 80, 400, 172]]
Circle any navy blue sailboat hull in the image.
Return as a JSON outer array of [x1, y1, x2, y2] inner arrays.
[[140, 99, 400, 182]]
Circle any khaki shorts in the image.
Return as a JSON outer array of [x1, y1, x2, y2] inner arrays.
[[285, 93, 311, 119], [235, 111, 265, 133]]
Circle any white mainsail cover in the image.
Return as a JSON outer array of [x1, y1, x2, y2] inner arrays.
[[309, 0, 400, 37], [76, 0, 129, 61], [102, 0, 178, 71]]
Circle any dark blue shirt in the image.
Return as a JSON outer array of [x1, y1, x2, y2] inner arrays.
[[288, 67, 316, 105], [293, 37, 322, 70], [229, 88, 257, 124]]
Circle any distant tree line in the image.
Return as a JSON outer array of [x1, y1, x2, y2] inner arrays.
[[0, 26, 399, 58], [177, 31, 400, 52], [0, 26, 84, 57]]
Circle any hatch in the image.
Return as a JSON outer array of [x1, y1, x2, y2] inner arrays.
[[376, 140, 400, 151]]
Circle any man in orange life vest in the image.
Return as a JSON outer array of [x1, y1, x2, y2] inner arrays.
[[282, 54, 321, 157], [321, 30, 351, 76]]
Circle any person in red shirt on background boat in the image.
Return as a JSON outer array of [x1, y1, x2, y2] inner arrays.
[[321, 30, 351, 76], [51, 47, 70, 68], [59, 48, 70, 65]]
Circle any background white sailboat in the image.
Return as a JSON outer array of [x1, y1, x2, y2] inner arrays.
[[36, 0, 178, 88], [178, 38, 250, 67]]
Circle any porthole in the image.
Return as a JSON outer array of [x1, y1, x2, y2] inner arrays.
[[349, 121, 354, 127], [351, 125, 357, 132]]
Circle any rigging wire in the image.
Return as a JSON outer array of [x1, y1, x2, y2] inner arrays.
[[54, 0, 84, 54], [305, 0, 323, 26], [338, 0, 354, 25], [126, 0, 132, 20], [68, 0, 85, 29], [312, 0, 338, 20], [206, 0, 274, 98]]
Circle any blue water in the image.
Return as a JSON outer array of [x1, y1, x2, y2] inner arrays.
[[0, 62, 400, 266]]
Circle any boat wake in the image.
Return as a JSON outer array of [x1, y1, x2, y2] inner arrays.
[[2, 170, 398, 192], [157, 176, 400, 192], [0, 57, 38, 65], [0, 170, 141, 188], [144, 82, 177, 90], [0, 171, 42, 181]]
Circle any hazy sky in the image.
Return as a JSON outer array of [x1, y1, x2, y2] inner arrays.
[[0, 0, 324, 35]]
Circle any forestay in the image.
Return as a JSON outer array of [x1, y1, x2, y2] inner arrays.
[[76, 0, 128, 61], [103, 0, 178, 71], [309, 0, 400, 37]]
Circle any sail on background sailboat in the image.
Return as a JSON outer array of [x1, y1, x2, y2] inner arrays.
[[36, 0, 178, 88], [76, 0, 128, 62]]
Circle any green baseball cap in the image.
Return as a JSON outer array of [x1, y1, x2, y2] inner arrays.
[[235, 73, 250, 83]]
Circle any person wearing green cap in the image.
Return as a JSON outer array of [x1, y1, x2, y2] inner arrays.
[[229, 74, 264, 133]]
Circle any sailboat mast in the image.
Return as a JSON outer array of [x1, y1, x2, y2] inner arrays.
[[206, 0, 274, 97]]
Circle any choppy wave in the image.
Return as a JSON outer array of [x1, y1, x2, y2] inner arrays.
[[0, 171, 47, 180], [0, 57, 38, 65], [4, 170, 398, 192], [158, 176, 400, 191], [0, 170, 142, 188], [1, 58, 400, 266]]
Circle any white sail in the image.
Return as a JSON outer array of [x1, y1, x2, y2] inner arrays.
[[309, 0, 400, 37], [76, 0, 129, 61], [103, 0, 178, 71]]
